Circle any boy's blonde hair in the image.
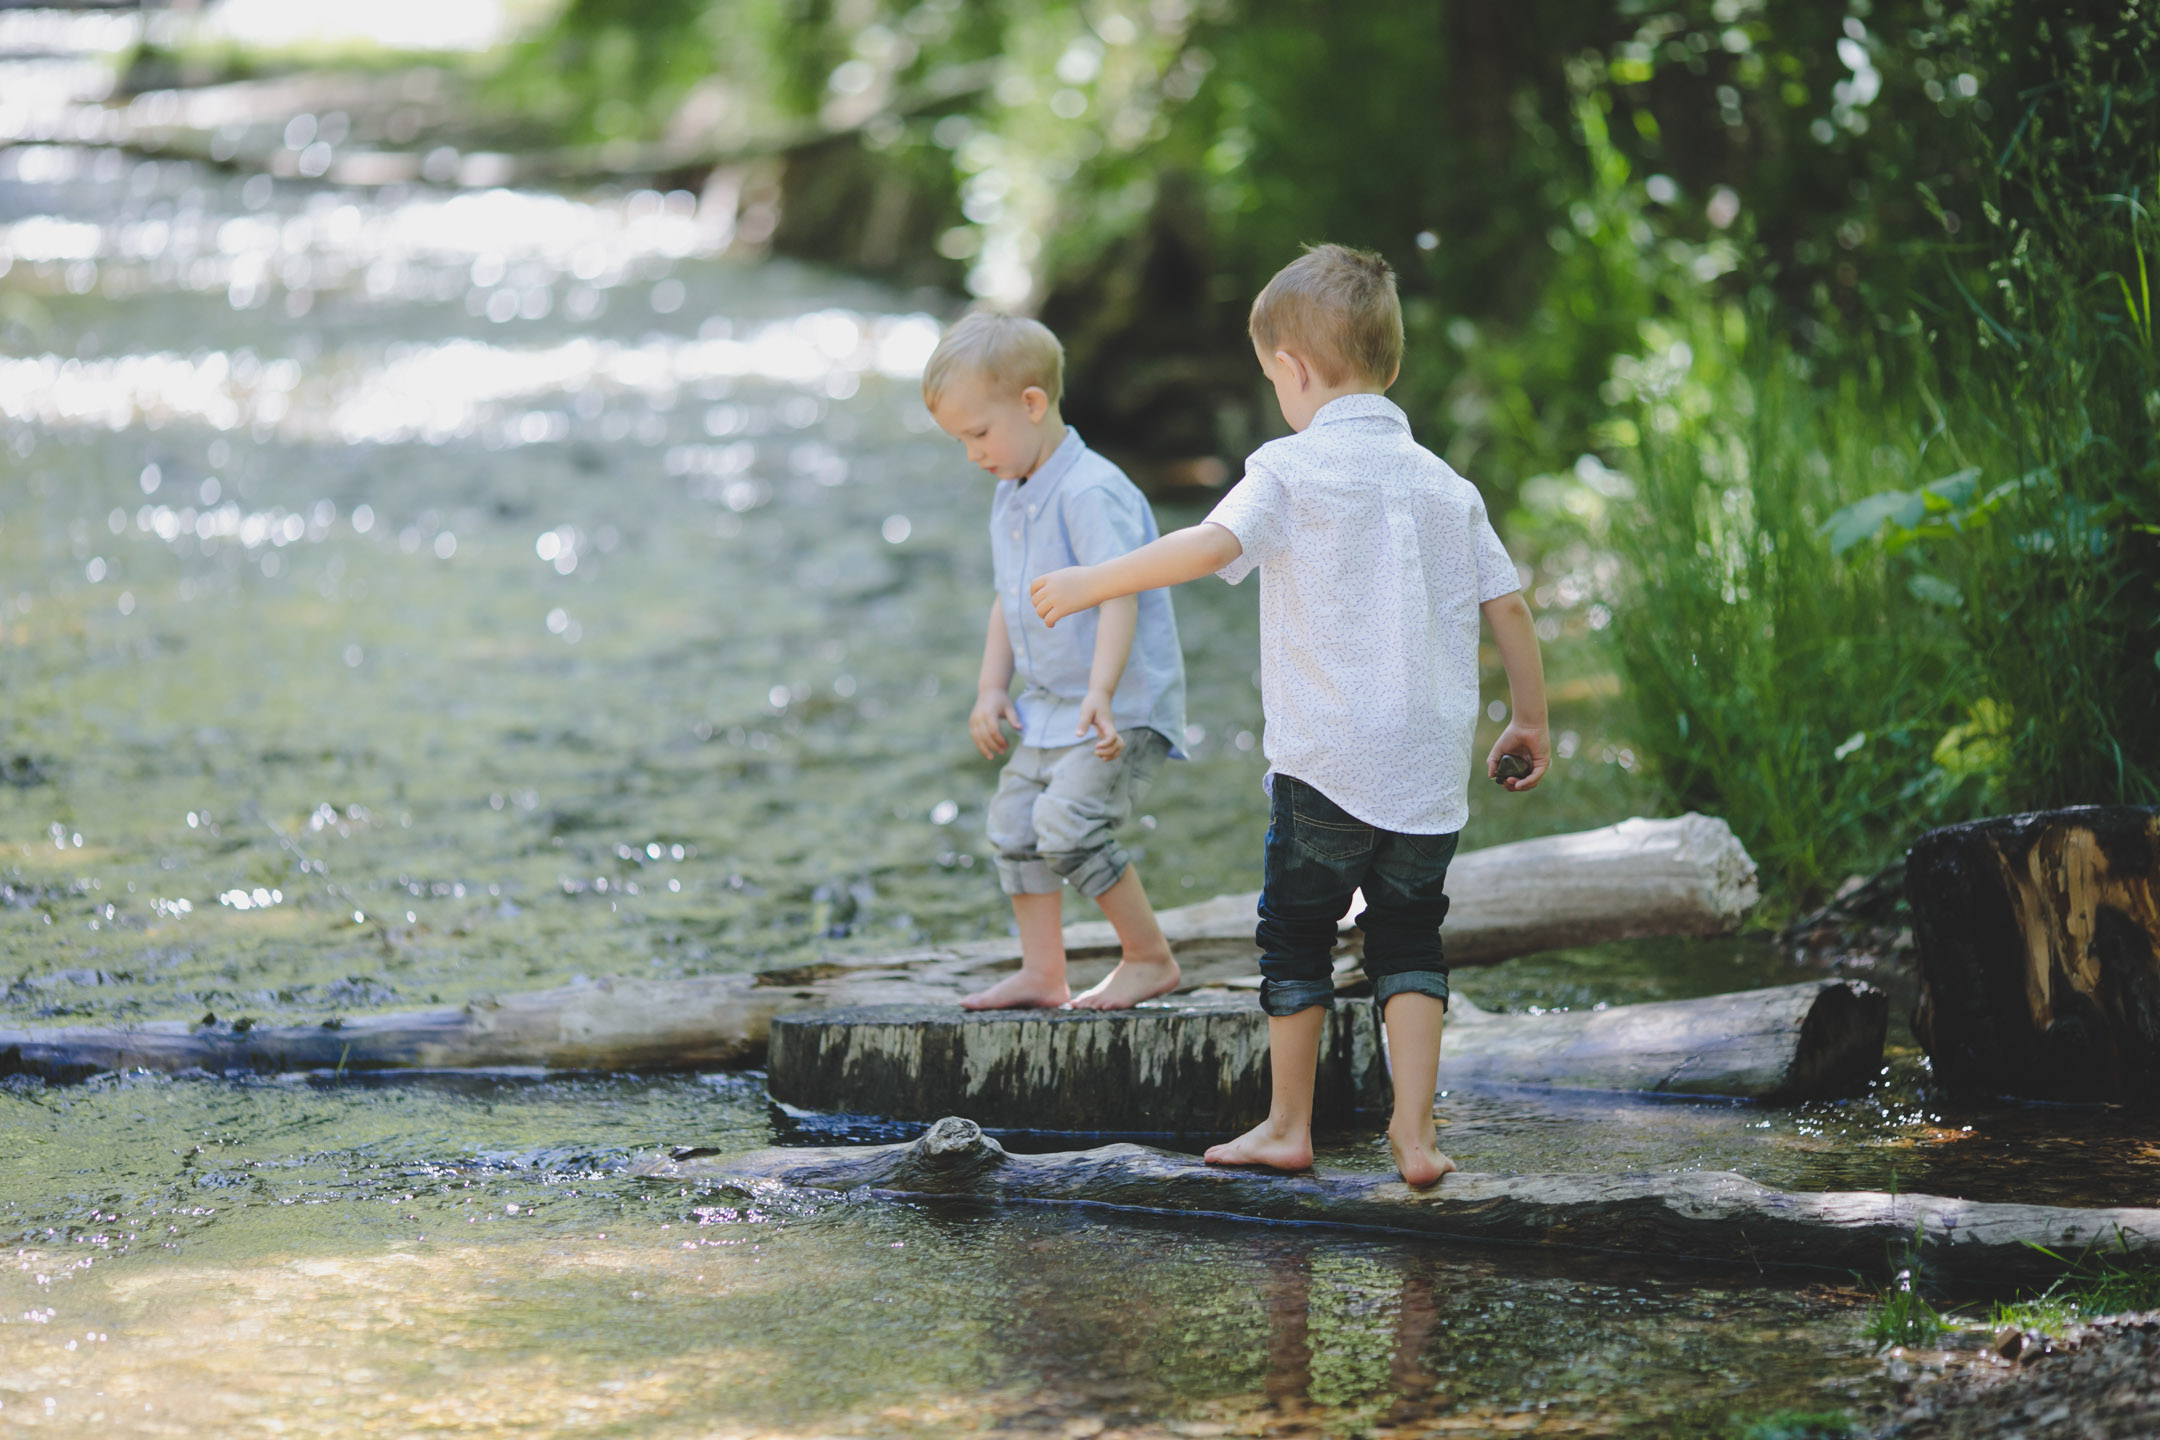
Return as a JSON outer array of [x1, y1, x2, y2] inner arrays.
[[921, 311, 1065, 407], [1248, 244, 1403, 387]]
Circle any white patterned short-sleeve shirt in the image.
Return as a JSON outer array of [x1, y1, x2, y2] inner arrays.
[[1206, 394, 1520, 834]]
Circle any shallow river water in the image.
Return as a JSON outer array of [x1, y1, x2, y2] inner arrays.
[[4, 28, 2158, 1439]]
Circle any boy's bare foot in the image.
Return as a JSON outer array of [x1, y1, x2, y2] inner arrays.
[[1387, 1121, 1458, 1189], [959, 972, 1072, 1010], [1068, 952, 1181, 1009], [1204, 1117, 1314, 1173]]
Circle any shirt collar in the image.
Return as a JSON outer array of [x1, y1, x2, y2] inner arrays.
[[1307, 394, 1408, 431], [1016, 426, 1086, 509]]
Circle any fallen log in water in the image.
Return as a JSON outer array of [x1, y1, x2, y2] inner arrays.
[[0, 974, 782, 1084], [1440, 981, 1887, 1101], [1056, 811, 1761, 966], [0, 814, 1759, 1084], [643, 1116, 2160, 1287], [764, 981, 1886, 1130], [1909, 806, 2160, 1105]]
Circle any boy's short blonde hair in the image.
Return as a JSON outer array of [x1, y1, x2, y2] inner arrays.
[[921, 311, 1065, 407], [1248, 244, 1403, 387]]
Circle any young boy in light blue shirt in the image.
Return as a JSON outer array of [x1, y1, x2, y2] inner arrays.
[[923, 313, 1189, 1011]]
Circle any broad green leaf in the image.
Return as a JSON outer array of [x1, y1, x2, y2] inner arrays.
[[1821, 490, 1927, 554]]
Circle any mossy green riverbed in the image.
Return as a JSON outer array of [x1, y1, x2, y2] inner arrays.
[[1, 109, 2153, 1439]]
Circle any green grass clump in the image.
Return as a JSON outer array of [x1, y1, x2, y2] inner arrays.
[[1862, 1266, 1946, 1350], [1990, 1247, 2160, 1335]]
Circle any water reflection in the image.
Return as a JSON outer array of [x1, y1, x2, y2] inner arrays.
[[1, 1070, 1901, 1436]]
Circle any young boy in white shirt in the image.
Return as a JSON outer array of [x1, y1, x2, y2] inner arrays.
[[924, 313, 1191, 1011], [1030, 246, 1550, 1185]]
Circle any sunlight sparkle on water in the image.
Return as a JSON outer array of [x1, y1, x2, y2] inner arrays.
[[0, 322, 939, 444]]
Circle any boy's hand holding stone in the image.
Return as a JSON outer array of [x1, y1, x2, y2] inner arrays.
[[1030, 566, 1097, 628], [970, 688, 1022, 760], [1486, 720, 1551, 791]]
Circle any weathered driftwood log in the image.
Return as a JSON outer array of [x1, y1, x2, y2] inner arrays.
[[767, 996, 1386, 1134], [1056, 812, 1760, 966], [0, 974, 783, 1084], [643, 1116, 2160, 1287], [1909, 806, 2160, 1104], [0, 814, 1758, 1084], [1440, 981, 1887, 1101]]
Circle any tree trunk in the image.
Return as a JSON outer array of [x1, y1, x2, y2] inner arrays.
[[1908, 806, 2160, 1104], [1, 814, 1760, 1085], [1440, 981, 1887, 1102], [643, 1116, 2160, 1288]]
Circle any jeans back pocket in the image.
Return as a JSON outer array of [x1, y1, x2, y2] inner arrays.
[[1287, 780, 1374, 864]]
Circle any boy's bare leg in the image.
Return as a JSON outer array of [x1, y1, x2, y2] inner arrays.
[[1203, 1007, 1324, 1171], [1068, 865, 1180, 1009], [1381, 992, 1456, 1188], [961, 892, 1071, 1009]]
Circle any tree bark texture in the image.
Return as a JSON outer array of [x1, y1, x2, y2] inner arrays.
[[1908, 807, 2160, 1103], [768, 995, 1386, 1135], [643, 1117, 2160, 1288]]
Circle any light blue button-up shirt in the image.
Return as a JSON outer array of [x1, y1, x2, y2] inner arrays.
[[990, 428, 1187, 755]]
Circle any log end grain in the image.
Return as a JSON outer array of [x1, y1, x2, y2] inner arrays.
[[1778, 979, 1890, 1101]]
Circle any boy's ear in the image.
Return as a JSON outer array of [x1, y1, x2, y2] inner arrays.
[[1021, 385, 1051, 423], [1276, 349, 1312, 392]]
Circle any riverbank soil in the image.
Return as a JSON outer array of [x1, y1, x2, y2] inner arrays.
[[1874, 1313, 2160, 1438]]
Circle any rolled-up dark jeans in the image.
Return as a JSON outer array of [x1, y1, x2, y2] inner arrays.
[[1254, 774, 1458, 1018]]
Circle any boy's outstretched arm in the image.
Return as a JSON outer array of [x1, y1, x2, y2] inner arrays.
[[1031, 523, 1244, 627], [1479, 590, 1551, 791]]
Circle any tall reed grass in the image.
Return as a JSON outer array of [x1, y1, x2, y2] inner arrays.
[[1604, 310, 1969, 903]]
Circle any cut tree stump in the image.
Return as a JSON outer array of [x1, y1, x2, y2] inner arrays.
[[764, 981, 1883, 1131], [0, 813, 1758, 1085], [1440, 981, 1887, 1101], [1908, 806, 2160, 1104], [767, 996, 1385, 1134], [642, 1116, 2160, 1287]]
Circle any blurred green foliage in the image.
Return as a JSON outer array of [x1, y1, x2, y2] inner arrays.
[[501, 0, 2160, 898]]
